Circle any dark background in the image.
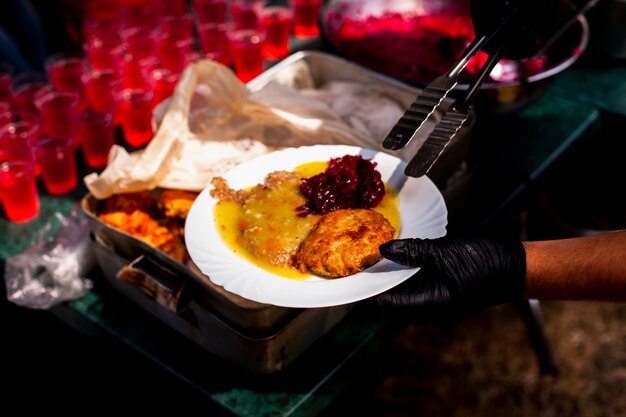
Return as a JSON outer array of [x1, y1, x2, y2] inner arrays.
[[2, 0, 625, 415]]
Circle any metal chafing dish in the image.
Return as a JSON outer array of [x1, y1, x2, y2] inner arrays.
[[84, 192, 352, 374], [83, 51, 473, 374]]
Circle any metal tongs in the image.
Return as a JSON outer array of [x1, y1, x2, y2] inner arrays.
[[384, 0, 596, 178], [383, 6, 523, 177]]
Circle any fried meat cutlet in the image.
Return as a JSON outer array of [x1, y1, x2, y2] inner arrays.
[[158, 189, 199, 220], [295, 208, 395, 278]]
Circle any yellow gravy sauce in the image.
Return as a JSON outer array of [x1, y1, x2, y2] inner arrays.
[[214, 161, 400, 279]]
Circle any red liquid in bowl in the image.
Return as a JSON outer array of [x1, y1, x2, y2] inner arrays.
[[324, 8, 548, 84]]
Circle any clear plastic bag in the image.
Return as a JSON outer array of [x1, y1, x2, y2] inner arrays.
[[4, 207, 95, 309]]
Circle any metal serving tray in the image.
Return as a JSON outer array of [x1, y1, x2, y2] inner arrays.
[[81, 189, 303, 337], [92, 232, 351, 374]]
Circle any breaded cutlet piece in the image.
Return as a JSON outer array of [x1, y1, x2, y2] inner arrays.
[[158, 189, 199, 220], [295, 208, 395, 278]]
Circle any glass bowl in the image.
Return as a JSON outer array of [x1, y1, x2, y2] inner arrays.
[[321, 0, 589, 112]]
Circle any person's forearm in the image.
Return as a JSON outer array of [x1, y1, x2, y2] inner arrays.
[[523, 230, 626, 301]]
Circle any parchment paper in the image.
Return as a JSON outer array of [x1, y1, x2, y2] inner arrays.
[[84, 59, 415, 199]]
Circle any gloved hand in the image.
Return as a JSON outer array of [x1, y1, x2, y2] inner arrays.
[[375, 237, 526, 322]]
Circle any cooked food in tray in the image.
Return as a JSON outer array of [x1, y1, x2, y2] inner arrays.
[[211, 154, 399, 278], [158, 189, 198, 221], [97, 190, 199, 264]]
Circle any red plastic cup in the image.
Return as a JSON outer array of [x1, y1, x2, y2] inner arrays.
[[20, 111, 41, 126], [34, 91, 80, 146], [77, 110, 115, 168], [261, 6, 293, 60], [198, 22, 231, 65], [33, 136, 77, 195], [120, 26, 156, 56], [119, 3, 157, 32], [115, 88, 155, 147], [45, 55, 86, 93], [0, 145, 39, 223], [10, 78, 53, 120], [0, 120, 41, 148], [228, 28, 266, 82], [144, 68, 181, 107], [83, 34, 121, 71], [154, 33, 195, 73], [228, 0, 263, 30], [81, 69, 122, 118], [158, 14, 195, 41], [46, 54, 88, 111], [118, 50, 159, 90], [193, 0, 227, 24], [290, 0, 321, 38], [0, 120, 42, 176]]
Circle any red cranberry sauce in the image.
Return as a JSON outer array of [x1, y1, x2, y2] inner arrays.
[[297, 154, 385, 216]]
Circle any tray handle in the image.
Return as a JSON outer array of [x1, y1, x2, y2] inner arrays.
[[117, 255, 189, 313]]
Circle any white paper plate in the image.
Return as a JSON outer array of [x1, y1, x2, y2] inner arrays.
[[185, 144, 448, 308]]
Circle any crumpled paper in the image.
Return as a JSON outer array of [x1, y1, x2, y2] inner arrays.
[[84, 59, 421, 199]]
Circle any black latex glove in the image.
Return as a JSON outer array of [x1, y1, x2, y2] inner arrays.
[[375, 237, 526, 322]]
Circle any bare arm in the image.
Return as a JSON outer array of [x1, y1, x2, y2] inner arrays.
[[523, 230, 626, 301]]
